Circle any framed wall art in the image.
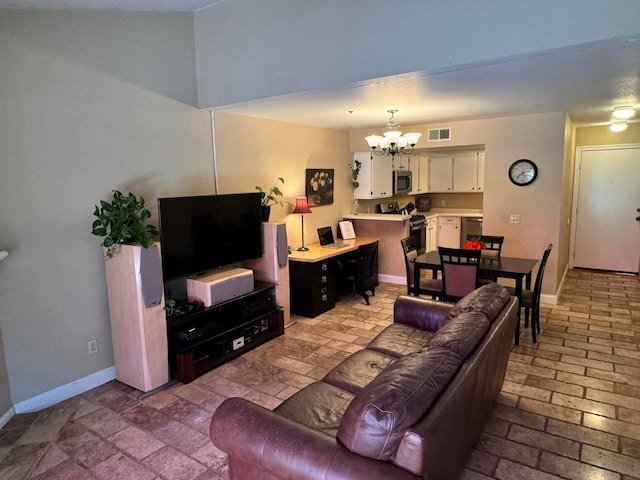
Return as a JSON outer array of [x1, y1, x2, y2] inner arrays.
[[305, 168, 334, 206]]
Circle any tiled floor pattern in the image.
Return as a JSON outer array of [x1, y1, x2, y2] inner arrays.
[[0, 268, 639, 479]]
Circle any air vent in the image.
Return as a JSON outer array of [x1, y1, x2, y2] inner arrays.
[[427, 127, 451, 142]]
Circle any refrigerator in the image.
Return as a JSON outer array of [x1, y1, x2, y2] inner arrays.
[[247, 222, 292, 327]]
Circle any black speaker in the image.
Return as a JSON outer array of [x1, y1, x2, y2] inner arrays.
[[140, 245, 163, 308]]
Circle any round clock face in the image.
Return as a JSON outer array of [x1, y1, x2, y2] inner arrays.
[[508, 159, 538, 186]]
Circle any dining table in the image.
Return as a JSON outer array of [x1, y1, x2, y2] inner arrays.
[[413, 250, 539, 345]]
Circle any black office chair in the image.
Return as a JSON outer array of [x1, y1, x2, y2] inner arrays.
[[338, 241, 379, 305], [506, 243, 552, 343], [438, 246, 481, 302], [401, 237, 442, 299]]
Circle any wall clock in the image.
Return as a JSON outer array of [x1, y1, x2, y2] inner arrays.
[[508, 159, 538, 186]]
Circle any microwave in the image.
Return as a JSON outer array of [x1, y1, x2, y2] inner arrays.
[[393, 170, 412, 195]]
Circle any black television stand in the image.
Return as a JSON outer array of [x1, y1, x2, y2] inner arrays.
[[167, 280, 284, 383]]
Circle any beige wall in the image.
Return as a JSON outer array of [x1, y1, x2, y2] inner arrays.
[[214, 111, 352, 250], [0, 10, 213, 407], [576, 123, 640, 146]]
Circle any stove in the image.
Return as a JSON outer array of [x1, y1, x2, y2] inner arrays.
[[410, 215, 426, 227]]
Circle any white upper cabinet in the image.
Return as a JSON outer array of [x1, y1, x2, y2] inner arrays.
[[394, 155, 411, 170], [428, 151, 484, 192], [452, 153, 479, 192], [428, 156, 454, 192], [409, 155, 429, 195], [353, 152, 393, 199]]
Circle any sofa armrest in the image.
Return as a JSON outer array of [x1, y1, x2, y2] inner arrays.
[[394, 295, 453, 332], [211, 397, 418, 480]]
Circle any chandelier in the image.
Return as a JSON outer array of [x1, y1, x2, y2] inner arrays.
[[365, 110, 421, 158]]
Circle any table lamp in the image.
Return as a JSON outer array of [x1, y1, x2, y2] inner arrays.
[[291, 196, 312, 251]]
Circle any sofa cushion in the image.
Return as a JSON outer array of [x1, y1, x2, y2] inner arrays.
[[323, 349, 397, 394], [427, 311, 490, 359], [367, 323, 434, 357], [337, 347, 461, 461], [445, 283, 511, 323], [275, 382, 355, 438]]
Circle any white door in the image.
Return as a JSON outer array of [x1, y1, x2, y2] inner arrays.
[[572, 146, 640, 273]]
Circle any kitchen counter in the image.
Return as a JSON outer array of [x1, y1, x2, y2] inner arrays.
[[343, 213, 411, 221]]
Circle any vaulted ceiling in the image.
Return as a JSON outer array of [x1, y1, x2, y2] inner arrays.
[[2, 0, 638, 131]]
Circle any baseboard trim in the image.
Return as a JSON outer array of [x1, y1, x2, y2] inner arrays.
[[541, 293, 558, 305], [0, 406, 15, 429], [378, 274, 405, 285], [13, 366, 116, 414]]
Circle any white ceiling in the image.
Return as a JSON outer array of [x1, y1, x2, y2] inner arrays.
[[0, 0, 221, 12], [2, 0, 638, 131]]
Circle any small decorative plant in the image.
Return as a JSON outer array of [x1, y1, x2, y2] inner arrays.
[[255, 177, 285, 207], [350, 160, 362, 188], [91, 190, 159, 259]]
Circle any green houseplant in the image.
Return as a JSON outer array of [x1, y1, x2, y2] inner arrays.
[[349, 159, 362, 214], [255, 177, 285, 221], [91, 190, 159, 258]]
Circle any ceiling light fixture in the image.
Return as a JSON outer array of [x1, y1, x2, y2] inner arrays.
[[612, 106, 635, 119], [365, 110, 421, 158], [610, 121, 628, 132]]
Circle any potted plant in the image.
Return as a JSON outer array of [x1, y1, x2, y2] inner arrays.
[[349, 159, 362, 214], [91, 190, 160, 258], [255, 177, 285, 222]]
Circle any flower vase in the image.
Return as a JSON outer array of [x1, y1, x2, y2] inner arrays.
[[353, 196, 359, 215]]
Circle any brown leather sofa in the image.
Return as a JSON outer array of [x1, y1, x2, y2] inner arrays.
[[210, 283, 518, 480]]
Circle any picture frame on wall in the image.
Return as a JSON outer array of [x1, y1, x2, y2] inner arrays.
[[305, 169, 334, 206]]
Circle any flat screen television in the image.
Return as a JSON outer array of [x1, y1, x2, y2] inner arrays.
[[157, 192, 263, 282]]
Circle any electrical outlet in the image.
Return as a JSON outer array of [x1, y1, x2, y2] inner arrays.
[[510, 214, 521, 224], [88, 339, 98, 355], [440, 200, 446, 207]]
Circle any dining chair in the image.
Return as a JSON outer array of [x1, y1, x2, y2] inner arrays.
[[337, 241, 379, 305], [401, 237, 442, 299], [466, 234, 504, 283], [506, 243, 553, 343], [438, 246, 482, 302]]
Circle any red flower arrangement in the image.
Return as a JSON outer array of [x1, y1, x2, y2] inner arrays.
[[463, 240, 485, 250]]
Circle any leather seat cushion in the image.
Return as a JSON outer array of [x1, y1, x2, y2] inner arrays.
[[323, 349, 397, 394], [337, 347, 461, 461], [274, 382, 355, 438], [427, 311, 490, 359], [445, 283, 510, 323], [367, 323, 434, 357]]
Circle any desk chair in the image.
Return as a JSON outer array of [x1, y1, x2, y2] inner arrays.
[[506, 243, 552, 343], [337, 241, 379, 305], [439, 247, 482, 302], [401, 237, 442, 299]]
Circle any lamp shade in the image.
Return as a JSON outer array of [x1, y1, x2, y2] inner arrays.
[[292, 196, 312, 214]]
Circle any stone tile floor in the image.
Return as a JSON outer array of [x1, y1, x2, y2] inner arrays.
[[0, 268, 639, 479]]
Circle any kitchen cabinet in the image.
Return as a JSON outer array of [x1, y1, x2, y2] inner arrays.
[[409, 155, 429, 194], [428, 152, 484, 192], [437, 216, 461, 248], [426, 216, 437, 251], [394, 155, 411, 170], [428, 156, 453, 192], [354, 152, 393, 199]]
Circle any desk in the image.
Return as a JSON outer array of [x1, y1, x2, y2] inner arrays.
[[289, 237, 378, 317], [414, 250, 538, 345]]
